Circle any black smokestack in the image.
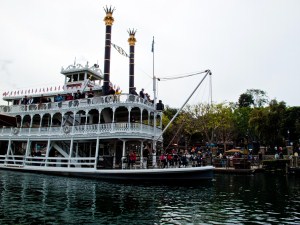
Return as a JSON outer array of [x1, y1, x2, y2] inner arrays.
[[102, 6, 115, 95], [128, 29, 137, 93]]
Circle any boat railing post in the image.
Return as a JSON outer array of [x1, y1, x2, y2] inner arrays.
[[68, 138, 74, 168], [94, 137, 99, 169], [97, 123, 100, 133]]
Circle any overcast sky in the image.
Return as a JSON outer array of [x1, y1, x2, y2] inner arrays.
[[1, 0, 299, 108]]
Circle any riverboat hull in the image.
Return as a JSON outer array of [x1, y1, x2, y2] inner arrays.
[[0, 165, 214, 183]]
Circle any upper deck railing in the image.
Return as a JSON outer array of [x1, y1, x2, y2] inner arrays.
[[0, 122, 162, 139], [0, 94, 155, 114]]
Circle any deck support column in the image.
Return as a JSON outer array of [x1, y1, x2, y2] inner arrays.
[[112, 107, 116, 132], [29, 116, 33, 134], [45, 139, 51, 167], [122, 140, 127, 169], [39, 114, 43, 133], [98, 109, 102, 133], [24, 138, 31, 165], [72, 111, 76, 133], [50, 113, 53, 127], [140, 140, 143, 168], [152, 140, 157, 168], [94, 137, 99, 169], [68, 138, 74, 168], [140, 108, 143, 131], [84, 110, 88, 133], [4, 139, 11, 165], [128, 107, 132, 131], [112, 141, 116, 168]]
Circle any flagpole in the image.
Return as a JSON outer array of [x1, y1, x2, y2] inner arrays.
[[152, 36, 157, 167], [152, 36, 157, 106]]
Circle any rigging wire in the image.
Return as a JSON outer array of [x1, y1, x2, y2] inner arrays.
[[156, 71, 208, 81]]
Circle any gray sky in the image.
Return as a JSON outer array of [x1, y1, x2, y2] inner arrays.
[[1, 0, 300, 108]]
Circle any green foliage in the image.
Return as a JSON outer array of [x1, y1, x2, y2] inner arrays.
[[161, 89, 299, 151], [238, 93, 254, 108], [285, 107, 300, 142], [246, 89, 269, 107], [238, 89, 269, 108]]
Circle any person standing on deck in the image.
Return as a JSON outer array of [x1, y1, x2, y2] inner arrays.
[[139, 88, 145, 98], [128, 150, 137, 169], [130, 87, 138, 95]]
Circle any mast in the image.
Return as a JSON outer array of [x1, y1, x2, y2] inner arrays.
[[156, 70, 212, 141], [128, 29, 137, 93], [102, 6, 115, 95]]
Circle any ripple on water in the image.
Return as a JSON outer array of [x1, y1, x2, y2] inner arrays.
[[0, 172, 300, 224]]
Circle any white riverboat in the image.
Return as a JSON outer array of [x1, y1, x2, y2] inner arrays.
[[0, 7, 213, 183]]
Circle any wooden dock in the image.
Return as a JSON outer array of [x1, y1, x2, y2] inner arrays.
[[214, 167, 264, 174]]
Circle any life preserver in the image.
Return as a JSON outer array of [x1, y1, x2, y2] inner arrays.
[[13, 127, 19, 135], [63, 125, 71, 134], [3, 106, 10, 112], [107, 95, 114, 103]]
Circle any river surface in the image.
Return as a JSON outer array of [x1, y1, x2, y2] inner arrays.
[[0, 170, 299, 225]]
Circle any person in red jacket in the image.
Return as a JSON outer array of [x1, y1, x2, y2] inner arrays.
[[128, 150, 137, 169]]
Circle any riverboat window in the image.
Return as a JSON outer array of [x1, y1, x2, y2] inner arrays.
[[66, 75, 72, 82], [73, 74, 78, 82], [13, 99, 20, 105], [79, 73, 84, 81]]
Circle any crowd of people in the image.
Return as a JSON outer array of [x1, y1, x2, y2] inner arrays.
[[17, 86, 164, 112], [130, 87, 164, 110], [159, 148, 210, 168], [18, 88, 95, 106], [123, 147, 212, 169]]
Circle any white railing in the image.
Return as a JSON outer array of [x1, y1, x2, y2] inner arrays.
[[0, 155, 96, 168], [1, 155, 25, 165], [0, 94, 154, 114], [0, 123, 161, 138]]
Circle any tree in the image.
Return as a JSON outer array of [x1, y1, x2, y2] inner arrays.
[[246, 89, 269, 107], [232, 106, 252, 146], [238, 89, 269, 108], [283, 107, 300, 146], [238, 93, 254, 108], [249, 107, 269, 146], [249, 99, 286, 151], [186, 102, 234, 151], [161, 106, 179, 149]]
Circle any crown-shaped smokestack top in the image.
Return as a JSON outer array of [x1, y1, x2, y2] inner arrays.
[[103, 6, 115, 26], [128, 29, 137, 46]]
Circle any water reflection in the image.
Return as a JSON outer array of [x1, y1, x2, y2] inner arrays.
[[0, 171, 299, 224]]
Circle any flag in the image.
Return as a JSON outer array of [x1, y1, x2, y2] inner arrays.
[[111, 43, 129, 58], [151, 36, 154, 52]]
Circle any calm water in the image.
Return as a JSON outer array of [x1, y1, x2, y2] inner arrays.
[[0, 170, 299, 225]]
